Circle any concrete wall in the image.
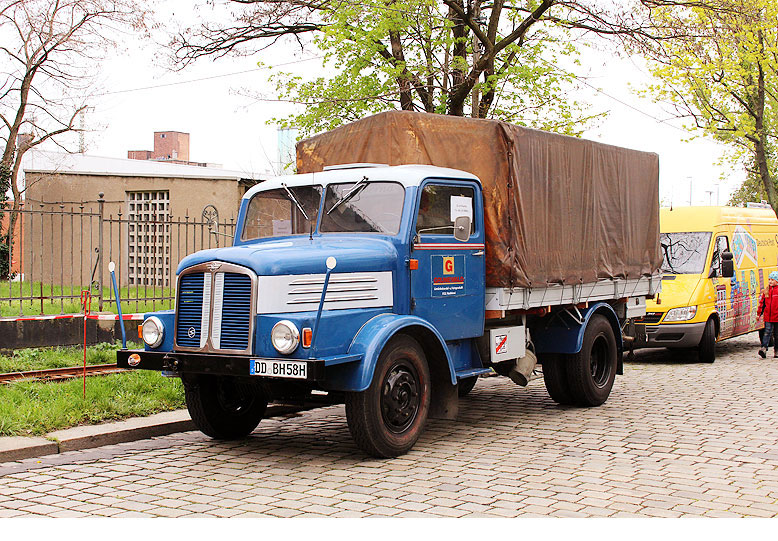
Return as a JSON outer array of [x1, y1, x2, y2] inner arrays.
[[23, 172, 244, 288]]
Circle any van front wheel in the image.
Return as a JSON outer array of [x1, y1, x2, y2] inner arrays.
[[698, 319, 716, 363]]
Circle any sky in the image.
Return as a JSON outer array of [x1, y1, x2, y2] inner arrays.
[[32, 2, 743, 207]]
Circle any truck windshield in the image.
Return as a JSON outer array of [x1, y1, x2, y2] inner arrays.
[[660, 232, 712, 274], [241, 186, 322, 240], [320, 181, 405, 234]]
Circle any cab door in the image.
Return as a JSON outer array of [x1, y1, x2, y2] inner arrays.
[[709, 234, 733, 338], [409, 180, 485, 340]]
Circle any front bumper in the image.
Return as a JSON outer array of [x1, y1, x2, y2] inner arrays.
[[117, 349, 361, 382], [641, 321, 707, 348]]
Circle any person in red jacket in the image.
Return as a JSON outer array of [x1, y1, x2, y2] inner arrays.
[[758, 271, 778, 358]]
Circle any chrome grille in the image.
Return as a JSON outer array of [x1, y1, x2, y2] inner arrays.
[[175, 263, 256, 354], [636, 312, 663, 324], [220, 273, 253, 350], [176, 273, 205, 348]]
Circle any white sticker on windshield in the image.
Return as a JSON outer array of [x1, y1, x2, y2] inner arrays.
[[450, 195, 473, 222], [273, 220, 292, 236]]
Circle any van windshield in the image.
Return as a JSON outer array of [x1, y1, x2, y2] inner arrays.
[[660, 232, 712, 274]]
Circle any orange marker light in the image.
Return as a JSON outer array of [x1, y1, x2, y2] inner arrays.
[[409, 259, 419, 270], [137, 325, 143, 339], [302, 327, 313, 348]]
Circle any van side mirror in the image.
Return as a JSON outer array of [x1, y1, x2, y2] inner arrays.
[[721, 251, 734, 278], [453, 215, 471, 242]]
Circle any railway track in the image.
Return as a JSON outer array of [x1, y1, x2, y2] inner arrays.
[[0, 364, 125, 384]]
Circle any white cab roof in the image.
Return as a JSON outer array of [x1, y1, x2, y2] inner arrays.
[[242, 164, 481, 200]]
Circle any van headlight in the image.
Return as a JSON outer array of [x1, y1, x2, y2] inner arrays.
[[664, 306, 697, 322], [142, 316, 164, 348], [271, 320, 300, 354]]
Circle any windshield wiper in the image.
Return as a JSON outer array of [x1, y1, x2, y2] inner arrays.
[[327, 176, 369, 215], [281, 183, 309, 220]]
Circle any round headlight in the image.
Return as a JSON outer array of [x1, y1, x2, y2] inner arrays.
[[142, 316, 164, 348], [271, 320, 299, 354]]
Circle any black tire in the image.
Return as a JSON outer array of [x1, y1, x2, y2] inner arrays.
[[565, 315, 618, 407], [698, 318, 716, 363], [183, 375, 267, 439], [457, 376, 478, 397], [541, 353, 574, 405], [345, 335, 430, 458]]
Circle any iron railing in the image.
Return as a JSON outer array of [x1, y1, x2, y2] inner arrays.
[[0, 194, 236, 315]]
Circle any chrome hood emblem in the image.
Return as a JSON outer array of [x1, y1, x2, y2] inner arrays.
[[206, 262, 222, 272]]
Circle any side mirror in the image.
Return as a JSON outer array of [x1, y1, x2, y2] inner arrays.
[[721, 251, 734, 278], [453, 215, 471, 242]]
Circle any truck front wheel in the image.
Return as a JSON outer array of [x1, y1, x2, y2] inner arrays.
[[565, 315, 617, 407], [183, 375, 267, 439], [345, 335, 430, 458]]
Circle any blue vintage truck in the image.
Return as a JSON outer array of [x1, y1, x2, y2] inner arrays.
[[118, 112, 662, 457]]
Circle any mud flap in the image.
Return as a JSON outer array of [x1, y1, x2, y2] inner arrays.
[[429, 379, 458, 420]]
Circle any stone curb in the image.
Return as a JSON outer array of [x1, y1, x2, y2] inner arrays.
[[0, 404, 308, 464]]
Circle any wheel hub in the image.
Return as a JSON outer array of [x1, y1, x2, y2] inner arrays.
[[381, 364, 420, 433]]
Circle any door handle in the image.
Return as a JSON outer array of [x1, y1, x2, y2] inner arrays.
[[473, 251, 484, 256]]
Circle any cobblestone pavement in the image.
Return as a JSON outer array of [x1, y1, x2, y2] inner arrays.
[[1, 333, 778, 517]]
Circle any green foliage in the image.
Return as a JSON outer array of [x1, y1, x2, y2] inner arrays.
[[640, 1, 778, 210], [270, 0, 601, 137], [0, 371, 185, 437], [728, 173, 771, 207], [0, 341, 141, 373], [0, 281, 175, 316]]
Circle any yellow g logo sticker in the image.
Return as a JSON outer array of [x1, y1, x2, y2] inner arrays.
[[443, 256, 455, 275]]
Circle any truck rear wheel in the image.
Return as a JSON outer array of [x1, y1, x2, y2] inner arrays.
[[345, 335, 430, 458], [541, 354, 574, 405], [698, 319, 716, 363], [183, 375, 267, 439], [565, 315, 617, 407]]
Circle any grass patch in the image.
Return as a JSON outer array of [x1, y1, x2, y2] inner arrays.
[[0, 371, 185, 437], [0, 341, 141, 373], [0, 281, 174, 316]]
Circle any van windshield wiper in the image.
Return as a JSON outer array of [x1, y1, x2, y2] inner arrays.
[[281, 183, 309, 220], [327, 176, 368, 215]]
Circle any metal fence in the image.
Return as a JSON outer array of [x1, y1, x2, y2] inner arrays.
[[1, 196, 236, 316]]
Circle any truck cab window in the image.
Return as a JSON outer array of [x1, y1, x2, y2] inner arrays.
[[320, 181, 405, 234], [416, 184, 474, 236], [241, 186, 322, 241]]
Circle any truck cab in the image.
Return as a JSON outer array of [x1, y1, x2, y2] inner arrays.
[[121, 164, 490, 457]]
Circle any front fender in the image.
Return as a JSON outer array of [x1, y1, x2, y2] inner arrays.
[[322, 313, 456, 392], [532, 302, 623, 355]]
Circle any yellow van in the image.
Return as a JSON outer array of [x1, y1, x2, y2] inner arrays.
[[640, 206, 778, 362]]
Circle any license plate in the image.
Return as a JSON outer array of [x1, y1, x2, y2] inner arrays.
[[250, 359, 307, 379]]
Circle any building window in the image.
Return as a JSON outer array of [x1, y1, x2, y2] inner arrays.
[[126, 191, 170, 287]]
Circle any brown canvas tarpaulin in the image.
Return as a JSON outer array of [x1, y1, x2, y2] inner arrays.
[[297, 111, 661, 289]]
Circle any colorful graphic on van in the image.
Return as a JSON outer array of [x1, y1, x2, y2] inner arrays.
[[716, 283, 729, 333], [750, 270, 758, 329], [732, 225, 758, 266]]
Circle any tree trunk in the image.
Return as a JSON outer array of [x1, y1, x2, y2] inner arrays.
[[389, 30, 414, 110], [752, 57, 778, 218], [448, 0, 468, 116]]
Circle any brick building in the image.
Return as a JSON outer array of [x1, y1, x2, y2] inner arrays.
[[128, 131, 214, 167]]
